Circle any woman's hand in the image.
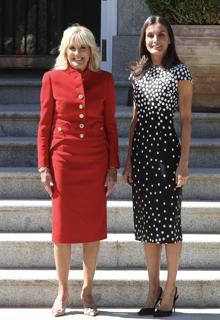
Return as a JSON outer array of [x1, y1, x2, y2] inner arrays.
[[123, 160, 133, 186], [105, 168, 117, 197], [176, 164, 189, 188], [40, 168, 54, 197]]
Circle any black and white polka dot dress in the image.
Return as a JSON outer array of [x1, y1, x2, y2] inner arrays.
[[131, 63, 192, 244]]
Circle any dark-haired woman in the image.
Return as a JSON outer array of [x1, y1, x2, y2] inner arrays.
[[123, 16, 193, 317]]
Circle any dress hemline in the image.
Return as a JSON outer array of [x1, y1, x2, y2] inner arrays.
[[135, 237, 183, 245], [52, 234, 107, 244]]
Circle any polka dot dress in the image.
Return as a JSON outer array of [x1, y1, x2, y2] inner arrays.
[[130, 63, 192, 244]]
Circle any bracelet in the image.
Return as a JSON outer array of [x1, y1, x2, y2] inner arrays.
[[38, 167, 49, 173]]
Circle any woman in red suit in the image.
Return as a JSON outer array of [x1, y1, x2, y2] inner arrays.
[[37, 25, 119, 317]]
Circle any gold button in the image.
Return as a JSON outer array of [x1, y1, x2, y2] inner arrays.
[[80, 133, 84, 139], [57, 127, 62, 132], [79, 114, 84, 119], [79, 104, 84, 109], [78, 94, 84, 99], [79, 123, 84, 128]]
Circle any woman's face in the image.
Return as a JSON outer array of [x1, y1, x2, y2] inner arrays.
[[66, 42, 91, 71], [145, 22, 171, 62]]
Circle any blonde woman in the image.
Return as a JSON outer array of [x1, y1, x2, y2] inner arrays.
[[38, 25, 119, 317]]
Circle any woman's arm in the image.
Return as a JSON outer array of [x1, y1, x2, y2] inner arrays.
[[103, 73, 120, 169], [103, 73, 120, 196], [38, 72, 55, 168], [176, 79, 193, 188], [123, 100, 137, 185], [37, 72, 55, 197]]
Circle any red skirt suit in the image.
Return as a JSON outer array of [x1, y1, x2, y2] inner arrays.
[[37, 67, 120, 243]]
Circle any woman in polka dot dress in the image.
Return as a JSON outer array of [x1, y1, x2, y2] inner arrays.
[[123, 16, 193, 317]]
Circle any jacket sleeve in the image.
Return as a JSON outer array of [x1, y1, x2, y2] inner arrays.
[[103, 73, 120, 169], [37, 72, 55, 168]]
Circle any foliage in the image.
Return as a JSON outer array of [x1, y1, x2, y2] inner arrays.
[[146, 0, 220, 24]]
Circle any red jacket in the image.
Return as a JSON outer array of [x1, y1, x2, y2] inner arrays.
[[37, 67, 120, 169]]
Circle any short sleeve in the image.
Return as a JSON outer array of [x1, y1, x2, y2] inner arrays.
[[175, 64, 192, 81]]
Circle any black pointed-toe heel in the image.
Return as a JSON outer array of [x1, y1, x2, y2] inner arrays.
[[138, 287, 163, 316], [154, 287, 179, 317]]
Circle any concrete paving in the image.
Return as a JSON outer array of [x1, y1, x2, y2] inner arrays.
[[0, 308, 220, 320]]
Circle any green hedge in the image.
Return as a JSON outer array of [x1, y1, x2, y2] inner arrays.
[[146, 0, 220, 24]]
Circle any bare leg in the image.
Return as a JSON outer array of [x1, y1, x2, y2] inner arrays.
[[52, 243, 71, 315], [81, 241, 100, 309], [143, 243, 162, 307], [160, 242, 182, 310]]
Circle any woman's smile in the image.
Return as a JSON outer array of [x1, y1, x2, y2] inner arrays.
[[67, 45, 91, 71], [145, 22, 171, 64]]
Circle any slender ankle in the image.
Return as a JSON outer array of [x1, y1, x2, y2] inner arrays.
[[81, 287, 93, 300], [81, 285, 92, 293], [148, 284, 161, 294], [57, 285, 69, 297], [163, 284, 177, 295]]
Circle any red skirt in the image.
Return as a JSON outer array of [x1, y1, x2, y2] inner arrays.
[[50, 135, 108, 243]]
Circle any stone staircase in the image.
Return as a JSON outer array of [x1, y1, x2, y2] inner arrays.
[[0, 70, 220, 309]]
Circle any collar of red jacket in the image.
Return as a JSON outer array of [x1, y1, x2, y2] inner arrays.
[[66, 65, 92, 76]]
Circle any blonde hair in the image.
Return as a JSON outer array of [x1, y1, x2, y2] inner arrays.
[[54, 25, 101, 71]]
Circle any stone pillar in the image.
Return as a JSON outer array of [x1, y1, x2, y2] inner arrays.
[[113, 0, 151, 80], [117, 0, 151, 35]]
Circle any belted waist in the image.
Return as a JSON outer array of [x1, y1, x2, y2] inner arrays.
[[52, 119, 105, 139]]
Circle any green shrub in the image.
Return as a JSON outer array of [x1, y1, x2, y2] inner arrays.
[[146, 0, 220, 24]]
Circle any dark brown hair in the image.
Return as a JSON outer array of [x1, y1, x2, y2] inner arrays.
[[130, 16, 181, 79]]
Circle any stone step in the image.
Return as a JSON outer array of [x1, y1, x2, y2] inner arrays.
[[0, 269, 219, 307], [0, 77, 219, 111], [0, 78, 130, 105], [0, 136, 219, 167], [0, 137, 36, 167], [0, 200, 219, 234], [1, 105, 220, 139], [0, 233, 219, 269], [115, 80, 220, 111], [115, 81, 130, 105], [116, 107, 220, 139], [113, 168, 220, 201], [0, 104, 39, 137], [0, 308, 220, 320], [119, 137, 220, 168], [0, 167, 220, 201], [0, 79, 41, 104]]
